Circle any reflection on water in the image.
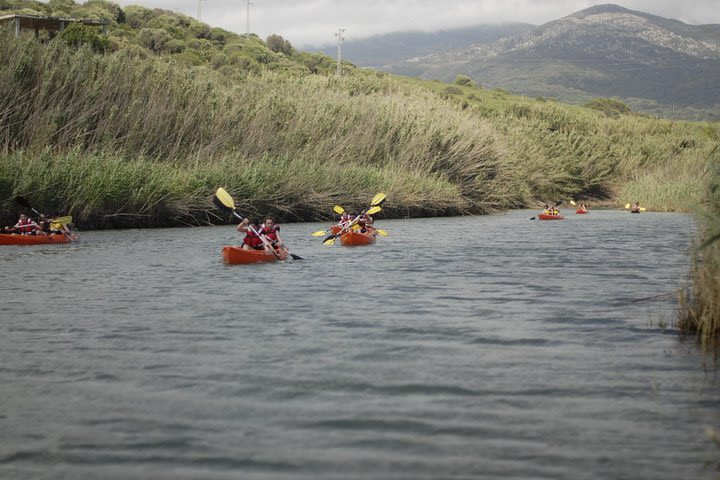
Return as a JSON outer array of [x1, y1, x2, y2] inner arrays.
[[1, 209, 718, 479]]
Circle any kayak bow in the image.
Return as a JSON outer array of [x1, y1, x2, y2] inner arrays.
[[0, 233, 76, 245], [339, 228, 377, 246], [221, 246, 289, 264], [537, 213, 565, 220]]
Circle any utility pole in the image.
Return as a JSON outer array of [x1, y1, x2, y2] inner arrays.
[[246, 0, 253, 34], [335, 28, 345, 76]]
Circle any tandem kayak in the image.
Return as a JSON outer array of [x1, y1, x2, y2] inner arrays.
[[537, 213, 565, 220], [221, 246, 288, 264], [0, 233, 76, 245], [339, 228, 377, 246], [575, 209, 588, 214]]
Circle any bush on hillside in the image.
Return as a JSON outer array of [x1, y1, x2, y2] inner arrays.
[[60, 23, 110, 52], [266, 34, 292, 55], [584, 97, 631, 117], [454, 74, 474, 87]]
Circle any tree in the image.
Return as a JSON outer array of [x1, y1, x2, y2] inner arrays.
[[60, 23, 110, 52], [47, 0, 75, 16], [266, 34, 292, 55]]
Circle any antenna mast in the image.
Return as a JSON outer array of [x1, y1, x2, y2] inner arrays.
[[246, 0, 253, 34], [335, 28, 345, 76]]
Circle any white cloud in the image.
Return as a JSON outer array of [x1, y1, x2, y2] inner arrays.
[[110, 0, 720, 47]]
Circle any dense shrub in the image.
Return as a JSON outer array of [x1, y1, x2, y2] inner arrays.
[[584, 97, 632, 117], [60, 22, 110, 52], [454, 74, 474, 87]]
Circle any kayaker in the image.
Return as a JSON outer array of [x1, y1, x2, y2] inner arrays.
[[357, 212, 374, 233], [260, 217, 284, 248], [339, 212, 351, 228], [345, 212, 361, 231], [35, 214, 50, 236], [542, 203, 551, 215], [49, 213, 72, 236], [8, 213, 39, 235], [238, 218, 266, 251], [630, 202, 641, 213]]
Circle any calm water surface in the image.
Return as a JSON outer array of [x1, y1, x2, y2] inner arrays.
[[1, 209, 718, 479]]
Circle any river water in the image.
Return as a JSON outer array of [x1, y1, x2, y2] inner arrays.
[[1, 209, 718, 479]]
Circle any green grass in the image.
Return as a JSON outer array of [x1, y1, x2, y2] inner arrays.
[[1, 28, 719, 229], [678, 155, 720, 355]]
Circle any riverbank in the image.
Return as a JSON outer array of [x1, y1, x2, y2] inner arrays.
[[2, 31, 718, 229]]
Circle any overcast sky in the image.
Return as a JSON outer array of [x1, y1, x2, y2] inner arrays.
[[111, 0, 720, 47]]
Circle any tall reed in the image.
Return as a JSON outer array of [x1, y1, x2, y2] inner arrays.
[[678, 152, 720, 355], [1, 28, 717, 228]]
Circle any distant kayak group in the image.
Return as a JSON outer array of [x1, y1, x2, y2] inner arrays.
[[531, 200, 645, 221]]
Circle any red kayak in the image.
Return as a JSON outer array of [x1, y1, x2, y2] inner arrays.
[[0, 233, 76, 245], [575, 209, 588, 214], [221, 246, 288, 264], [538, 213, 565, 220], [339, 228, 377, 246]]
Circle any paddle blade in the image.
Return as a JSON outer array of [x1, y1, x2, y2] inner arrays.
[[53, 216, 72, 225], [570, 200, 576, 206], [624, 203, 630, 209], [370, 193, 386, 206], [312, 230, 328, 236], [529, 217, 536, 220], [375, 228, 388, 236], [640, 207, 647, 211], [322, 236, 336, 245], [333, 205, 345, 215], [215, 187, 236, 211], [14, 196, 31, 208], [367, 205, 382, 215], [212, 194, 231, 213], [289, 253, 303, 260]]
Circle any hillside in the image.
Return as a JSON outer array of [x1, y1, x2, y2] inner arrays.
[[0, 1, 718, 230], [0, 0, 342, 75], [307, 23, 534, 70], [381, 4, 720, 121]]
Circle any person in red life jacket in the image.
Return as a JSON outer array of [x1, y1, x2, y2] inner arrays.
[[6, 213, 40, 235], [357, 212, 374, 233], [260, 217, 283, 248], [339, 212, 351, 228], [237, 218, 266, 251]]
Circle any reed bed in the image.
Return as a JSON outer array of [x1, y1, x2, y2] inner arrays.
[[1, 28, 717, 228], [0, 31, 509, 225], [678, 157, 720, 355], [0, 149, 463, 228]]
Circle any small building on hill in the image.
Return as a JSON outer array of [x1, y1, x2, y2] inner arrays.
[[0, 13, 108, 38]]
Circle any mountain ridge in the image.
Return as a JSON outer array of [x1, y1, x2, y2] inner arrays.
[[333, 4, 720, 120]]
